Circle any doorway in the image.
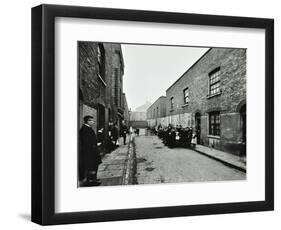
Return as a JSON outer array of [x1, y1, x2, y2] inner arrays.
[[195, 112, 201, 144], [240, 104, 246, 143]]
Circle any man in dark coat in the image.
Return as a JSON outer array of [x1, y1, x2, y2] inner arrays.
[[79, 116, 102, 186], [107, 122, 119, 150], [120, 120, 128, 145]]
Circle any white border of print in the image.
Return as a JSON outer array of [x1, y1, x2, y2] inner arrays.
[[55, 17, 265, 213]]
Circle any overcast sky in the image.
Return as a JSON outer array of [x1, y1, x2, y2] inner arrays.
[[122, 44, 208, 111]]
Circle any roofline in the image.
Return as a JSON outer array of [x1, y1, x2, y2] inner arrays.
[[147, 96, 167, 111], [166, 48, 212, 92]]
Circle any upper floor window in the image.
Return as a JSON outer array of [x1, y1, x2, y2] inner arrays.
[[183, 88, 189, 104], [209, 67, 221, 96], [209, 111, 220, 136], [97, 43, 105, 80], [170, 97, 174, 110]]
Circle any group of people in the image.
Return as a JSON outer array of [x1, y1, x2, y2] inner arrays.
[[152, 123, 197, 148], [79, 116, 129, 187]]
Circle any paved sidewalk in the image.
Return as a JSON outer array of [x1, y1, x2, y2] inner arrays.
[[97, 137, 132, 186], [194, 144, 246, 172]]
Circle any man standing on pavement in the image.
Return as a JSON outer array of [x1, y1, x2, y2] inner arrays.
[[79, 115, 102, 186], [120, 120, 128, 145], [112, 122, 119, 147]]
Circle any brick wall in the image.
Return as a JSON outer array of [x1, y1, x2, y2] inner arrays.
[[147, 112, 193, 128], [79, 104, 98, 132], [79, 42, 106, 109], [147, 96, 167, 120], [164, 48, 246, 155], [166, 48, 246, 116], [79, 42, 125, 138]]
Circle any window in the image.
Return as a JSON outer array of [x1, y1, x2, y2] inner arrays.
[[183, 88, 189, 104], [209, 112, 220, 136], [170, 97, 174, 110], [97, 43, 105, 80], [209, 67, 221, 96]]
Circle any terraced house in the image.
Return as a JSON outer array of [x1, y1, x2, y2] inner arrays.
[[147, 96, 167, 127], [147, 48, 246, 155]]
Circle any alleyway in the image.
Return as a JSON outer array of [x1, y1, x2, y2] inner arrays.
[[135, 135, 246, 185]]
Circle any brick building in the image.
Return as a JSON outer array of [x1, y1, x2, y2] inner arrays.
[[147, 48, 246, 155], [122, 93, 130, 126], [78, 41, 128, 136], [147, 96, 167, 127]]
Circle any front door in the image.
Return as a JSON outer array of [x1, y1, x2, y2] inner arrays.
[[240, 105, 246, 143], [240, 104, 246, 159], [195, 113, 201, 144]]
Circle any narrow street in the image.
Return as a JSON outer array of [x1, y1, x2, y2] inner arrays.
[[135, 135, 246, 184]]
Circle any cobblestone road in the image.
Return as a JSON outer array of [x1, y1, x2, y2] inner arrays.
[[135, 135, 246, 184]]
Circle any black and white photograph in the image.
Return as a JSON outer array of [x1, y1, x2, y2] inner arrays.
[[78, 42, 247, 187], [29, 3, 274, 226]]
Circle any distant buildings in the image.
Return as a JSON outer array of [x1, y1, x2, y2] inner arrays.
[[147, 96, 167, 127], [129, 111, 148, 130], [135, 101, 152, 112], [130, 111, 147, 121], [129, 101, 151, 130], [147, 48, 246, 155], [78, 42, 129, 135]]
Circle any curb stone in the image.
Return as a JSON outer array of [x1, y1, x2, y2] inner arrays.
[[193, 148, 246, 173]]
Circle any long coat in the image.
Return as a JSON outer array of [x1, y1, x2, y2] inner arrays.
[[79, 125, 102, 173], [109, 126, 118, 141], [120, 124, 128, 137]]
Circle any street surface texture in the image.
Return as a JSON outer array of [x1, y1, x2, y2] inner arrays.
[[135, 135, 246, 184], [97, 138, 129, 186]]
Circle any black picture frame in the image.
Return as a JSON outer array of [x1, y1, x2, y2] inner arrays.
[[31, 4, 274, 225]]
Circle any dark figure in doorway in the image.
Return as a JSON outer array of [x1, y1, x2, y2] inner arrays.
[[79, 116, 102, 186]]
